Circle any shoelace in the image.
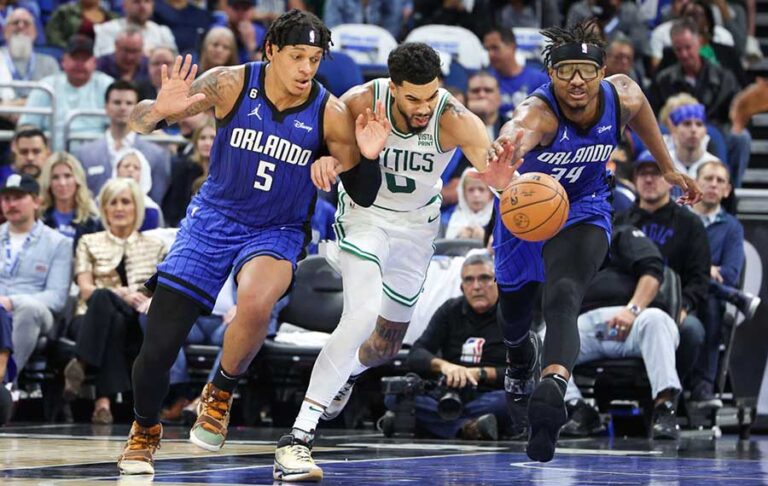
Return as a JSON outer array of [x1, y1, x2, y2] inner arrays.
[[290, 444, 313, 462], [203, 389, 231, 421], [127, 428, 161, 451]]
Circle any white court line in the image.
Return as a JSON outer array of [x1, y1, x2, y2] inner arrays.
[[42, 450, 503, 484], [555, 448, 662, 456], [511, 461, 766, 481]]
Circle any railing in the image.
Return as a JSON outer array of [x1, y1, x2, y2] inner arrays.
[[0, 80, 55, 142], [63, 109, 189, 152]]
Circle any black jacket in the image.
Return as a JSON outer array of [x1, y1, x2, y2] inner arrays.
[[41, 208, 102, 251], [651, 59, 739, 126], [162, 156, 204, 228], [581, 225, 666, 313], [615, 201, 711, 313], [408, 297, 506, 391]]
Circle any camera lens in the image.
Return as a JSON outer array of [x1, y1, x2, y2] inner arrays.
[[437, 391, 463, 420]]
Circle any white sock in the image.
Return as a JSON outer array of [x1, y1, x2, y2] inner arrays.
[[349, 348, 369, 378], [292, 400, 324, 437]]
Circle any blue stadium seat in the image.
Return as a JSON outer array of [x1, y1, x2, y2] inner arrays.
[[316, 51, 364, 98]]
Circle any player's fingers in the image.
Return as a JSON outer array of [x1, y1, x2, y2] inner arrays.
[[186, 93, 206, 106], [179, 54, 193, 80], [355, 112, 366, 129], [375, 100, 385, 119], [161, 64, 169, 84], [171, 55, 182, 78], [187, 62, 199, 83]]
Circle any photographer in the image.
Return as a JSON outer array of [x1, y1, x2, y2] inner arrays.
[[400, 253, 508, 440]]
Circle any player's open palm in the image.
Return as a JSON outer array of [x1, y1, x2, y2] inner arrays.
[[154, 54, 206, 119], [356, 100, 391, 160], [470, 131, 525, 191]]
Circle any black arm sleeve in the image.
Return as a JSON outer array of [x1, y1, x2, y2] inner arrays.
[[338, 156, 382, 208], [407, 301, 453, 376]]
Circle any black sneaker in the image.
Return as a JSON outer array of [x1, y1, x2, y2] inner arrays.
[[560, 400, 604, 437], [652, 401, 680, 440], [690, 383, 723, 410], [734, 291, 761, 320], [526, 377, 568, 463], [460, 413, 499, 441], [505, 332, 542, 438]]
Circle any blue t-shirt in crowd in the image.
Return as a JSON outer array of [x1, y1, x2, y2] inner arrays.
[[490, 65, 549, 120]]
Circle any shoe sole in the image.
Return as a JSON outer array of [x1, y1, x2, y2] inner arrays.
[[747, 296, 761, 320], [118, 460, 155, 475], [526, 381, 567, 463], [652, 431, 680, 440], [189, 428, 225, 452], [272, 463, 323, 482]]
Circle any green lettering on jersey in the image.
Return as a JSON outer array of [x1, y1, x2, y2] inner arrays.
[[385, 173, 416, 193]]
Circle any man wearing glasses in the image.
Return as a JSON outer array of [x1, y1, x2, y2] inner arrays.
[[402, 252, 512, 440], [474, 20, 701, 462]]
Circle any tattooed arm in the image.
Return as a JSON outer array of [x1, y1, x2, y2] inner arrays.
[[439, 96, 492, 171], [129, 55, 244, 134], [609, 73, 701, 205]]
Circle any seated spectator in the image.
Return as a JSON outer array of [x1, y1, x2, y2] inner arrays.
[[75, 80, 171, 204], [445, 169, 492, 240], [39, 152, 102, 246], [482, 26, 549, 120], [493, 0, 561, 29], [649, 0, 735, 73], [561, 225, 682, 440], [45, 0, 118, 49], [324, 0, 411, 40], [114, 149, 163, 231], [64, 178, 167, 424], [689, 160, 760, 409], [198, 26, 239, 74], [96, 26, 151, 84], [608, 144, 636, 214], [615, 153, 710, 404], [19, 36, 113, 151], [466, 71, 505, 140], [137, 44, 177, 100], [9, 128, 51, 182], [408, 0, 487, 39], [399, 253, 510, 440], [94, 0, 177, 57], [0, 1, 43, 44], [162, 118, 214, 227], [658, 94, 720, 178], [567, 0, 649, 65], [152, 0, 212, 56], [651, 19, 750, 189], [0, 174, 72, 382], [604, 35, 643, 87], [1, 8, 61, 99], [226, 0, 264, 63]]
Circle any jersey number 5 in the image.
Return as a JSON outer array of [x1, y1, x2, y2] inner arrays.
[[254, 160, 276, 191]]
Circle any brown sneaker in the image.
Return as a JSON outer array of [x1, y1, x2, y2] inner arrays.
[[118, 422, 162, 475], [188, 383, 233, 451], [92, 406, 113, 425]]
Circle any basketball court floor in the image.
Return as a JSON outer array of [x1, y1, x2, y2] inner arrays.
[[1, 424, 767, 484]]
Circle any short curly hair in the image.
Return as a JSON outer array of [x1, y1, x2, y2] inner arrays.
[[262, 9, 332, 58], [541, 19, 606, 67], [388, 42, 442, 86]]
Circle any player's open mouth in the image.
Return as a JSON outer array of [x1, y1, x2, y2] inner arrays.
[[568, 90, 586, 99], [412, 116, 429, 126], [296, 80, 310, 89]]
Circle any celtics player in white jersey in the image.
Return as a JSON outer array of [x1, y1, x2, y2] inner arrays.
[[273, 42, 510, 482]]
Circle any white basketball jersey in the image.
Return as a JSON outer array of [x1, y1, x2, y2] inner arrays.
[[367, 78, 457, 211]]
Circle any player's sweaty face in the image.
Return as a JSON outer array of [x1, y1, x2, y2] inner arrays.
[[270, 44, 323, 96], [549, 61, 604, 111], [391, 79, 440, 133]]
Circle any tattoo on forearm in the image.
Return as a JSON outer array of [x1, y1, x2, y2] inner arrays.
[[129, 101, 161, 134], [167, 69, 234, 124]]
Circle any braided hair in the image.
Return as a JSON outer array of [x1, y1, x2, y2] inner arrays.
[[541, 19, 606, 67], [262, 9, 333, 58]]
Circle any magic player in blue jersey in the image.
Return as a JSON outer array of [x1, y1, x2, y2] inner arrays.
[[116, 11, 386, 475], [472, 21, 702, 463]]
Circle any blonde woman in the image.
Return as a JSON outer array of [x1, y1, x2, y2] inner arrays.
[[198, 27, 238, 73], [114, 148, 163, 230], [162, 118, 215, 227], [39, 152, 101, 246], [63, 178, 167, 425]]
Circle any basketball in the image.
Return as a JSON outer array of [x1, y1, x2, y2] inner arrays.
[[500, 172, 570, 242]]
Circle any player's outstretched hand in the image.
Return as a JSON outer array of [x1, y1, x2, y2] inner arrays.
[[663, 171, 702, 206], [154, 54, 206, 119], [468, 130, 525, 192], [356, 100, 391, 160], [311, 156, 342, 192]]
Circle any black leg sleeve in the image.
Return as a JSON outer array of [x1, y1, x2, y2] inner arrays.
[[540, 223, 609, 371], [132, 286, 203, 426]]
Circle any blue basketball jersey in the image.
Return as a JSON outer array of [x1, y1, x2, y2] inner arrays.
[[521, 80, 620, 203], [196, 62, 329, 228]]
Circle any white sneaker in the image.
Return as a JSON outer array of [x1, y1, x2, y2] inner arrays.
[[273, 434, 323, 482], [321, 377, 356, 421]]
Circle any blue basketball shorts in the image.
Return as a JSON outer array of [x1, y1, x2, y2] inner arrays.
[[156, 204, 307, 312], [493, 195, 613, 291]]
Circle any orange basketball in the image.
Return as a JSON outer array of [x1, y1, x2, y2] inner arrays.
[[500, 172, 570, 242]]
